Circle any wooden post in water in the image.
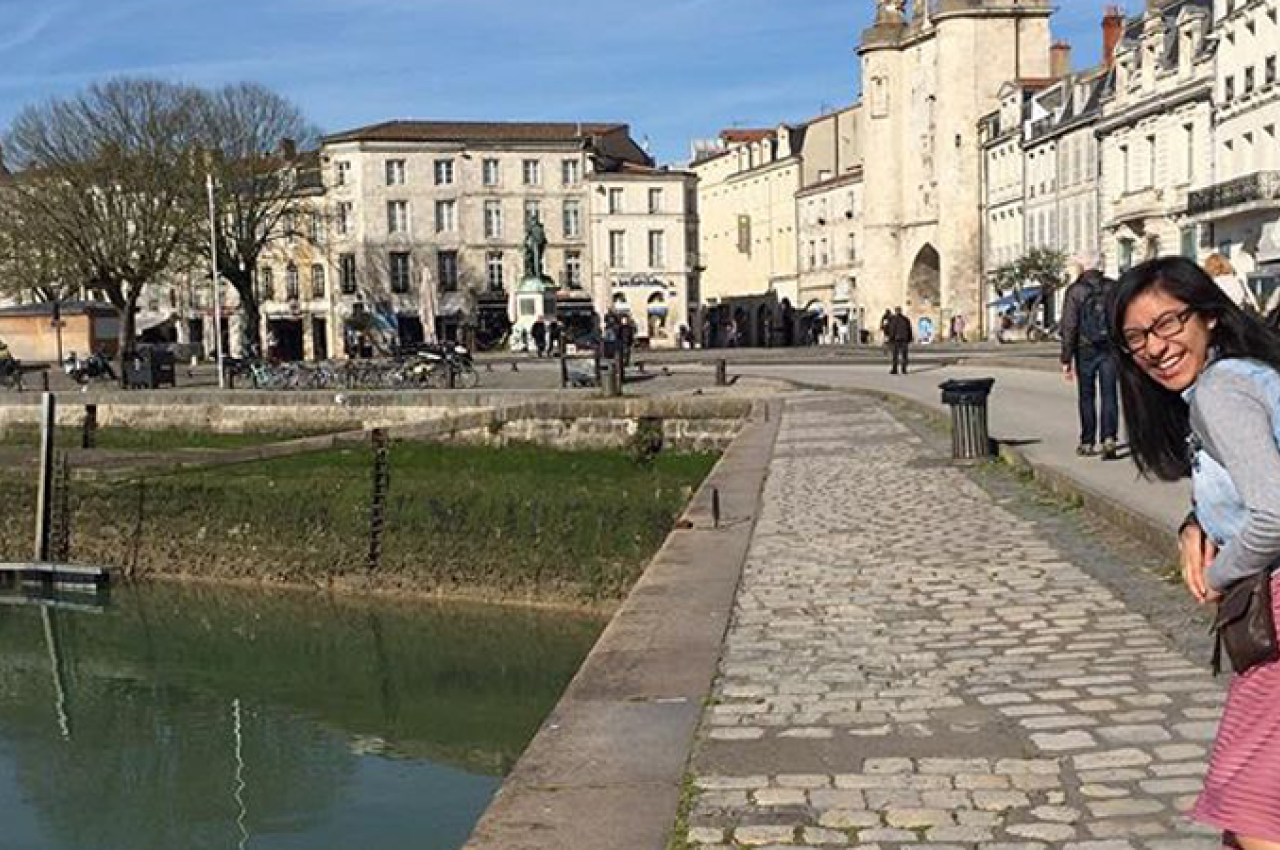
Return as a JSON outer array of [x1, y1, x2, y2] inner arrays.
[[366, 428, 390, 572], [33, 393, 56, 563]]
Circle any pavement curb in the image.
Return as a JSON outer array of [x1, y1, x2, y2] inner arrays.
[[462, 398, 783, 850]]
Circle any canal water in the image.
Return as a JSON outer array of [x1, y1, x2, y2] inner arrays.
[[0, 583, 605, 850]]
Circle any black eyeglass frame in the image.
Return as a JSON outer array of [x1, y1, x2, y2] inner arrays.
[[1118, 306, 1197, 355]]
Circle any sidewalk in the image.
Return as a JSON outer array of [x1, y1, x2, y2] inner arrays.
[[674, 392, 1222, 850], [738, 363, 1190, 537]]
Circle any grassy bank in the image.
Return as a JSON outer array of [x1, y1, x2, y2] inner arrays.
[[0, 441, 717, 600]]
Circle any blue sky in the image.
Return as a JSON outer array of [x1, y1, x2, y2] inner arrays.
[[0, 0, 1132, 165]]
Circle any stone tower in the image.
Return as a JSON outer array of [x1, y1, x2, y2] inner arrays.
[[858, 0, 1053, 332]]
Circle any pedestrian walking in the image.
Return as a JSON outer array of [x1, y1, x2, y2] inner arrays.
[[885, 307, 913, 375], [531, 318, 547, 358], [1112, 256, 1280, 850], [548, 318, 563, 356], [1060, 267, 1120, 459]]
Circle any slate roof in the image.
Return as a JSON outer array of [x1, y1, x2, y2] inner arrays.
[[323, 120, 628, 145]]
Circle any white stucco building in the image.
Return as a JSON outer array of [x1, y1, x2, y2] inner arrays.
[[1096, 0, 1215, 274], [588, 164, 698, 348], [1188, 0, 1280, 297]]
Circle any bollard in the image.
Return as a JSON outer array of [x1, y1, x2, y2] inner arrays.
[[559, 341, 569, 389], [939, 379, 996, 461], [614, 345, 626, 397], [447, 362, 456, 390], [715, 359, 728, 386], [711, 487, 721, 529], [82, 404, 98, 450], [33, 393, 56, 562]]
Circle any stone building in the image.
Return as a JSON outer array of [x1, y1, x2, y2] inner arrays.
[[1021, 66, 1107, 275], [588, 163, 698, 348], [1187, 0, 1280, 297], [858, 0, 1054, 337], [691, 127, 803, 346], [795, 105, 864, 343], [980, 81, 1045, 275], [692, 105, 861, 347], [1096, 0, 1215, 274], [316, 120, 652, 351]]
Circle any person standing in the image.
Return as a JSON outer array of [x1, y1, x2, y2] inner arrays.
[[531, 317, 547, 358], [1112, 256, 1280, 850], [548, 318, 563, 357], [886, 307, 913, 375], [1060, 268, 1120, 459], [879, 309, 894, 348]]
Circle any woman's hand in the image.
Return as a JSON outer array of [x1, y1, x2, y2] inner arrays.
[[1179, 519, 1221, 604]]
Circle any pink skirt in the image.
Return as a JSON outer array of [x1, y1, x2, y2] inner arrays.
[[1192, 573, 1280, 842]]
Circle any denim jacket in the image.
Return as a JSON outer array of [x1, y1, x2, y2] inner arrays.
[[1186, 357, 1280, 589]]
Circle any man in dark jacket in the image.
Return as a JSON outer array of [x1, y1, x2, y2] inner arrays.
[[1060, 268, 1119, 459], [886, 307, 913, 375]]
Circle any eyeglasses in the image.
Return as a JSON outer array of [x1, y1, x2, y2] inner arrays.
[[1120, 307, 1196, 354]]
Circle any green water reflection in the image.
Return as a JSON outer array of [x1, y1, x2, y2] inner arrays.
[[0, 583, 604, 850]]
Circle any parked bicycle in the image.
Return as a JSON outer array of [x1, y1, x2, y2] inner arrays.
[[218, 346, 479, 391], [64, 352, 117, 386]]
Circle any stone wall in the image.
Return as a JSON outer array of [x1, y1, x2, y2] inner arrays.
[[0, 391, 752, 455]]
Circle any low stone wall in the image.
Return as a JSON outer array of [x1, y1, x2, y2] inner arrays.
[[0, 389, 562, 434], [397, 397, 751, 453]]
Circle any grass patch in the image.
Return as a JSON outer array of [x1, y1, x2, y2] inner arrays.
[[0, 441, 718, 600], [0, 425, 333, 451]]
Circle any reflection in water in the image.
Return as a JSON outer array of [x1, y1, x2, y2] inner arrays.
[[0, 583, 603, 850]]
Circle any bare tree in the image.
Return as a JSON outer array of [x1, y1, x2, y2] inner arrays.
[[0, 78, 204, 368], [195, 83, 321, 356]]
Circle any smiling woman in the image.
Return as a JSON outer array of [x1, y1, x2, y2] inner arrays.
[[1111, 256, 1280, 850]]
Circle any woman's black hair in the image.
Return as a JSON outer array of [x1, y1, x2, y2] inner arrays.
[[1110, 256, 1280, 481]]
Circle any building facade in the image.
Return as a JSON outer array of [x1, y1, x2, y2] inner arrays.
[[691, 128, 803, 313], [588, 164, 699, 347], [1096, 0, 1215, 275], [1188, 0, 1280, 299], [858, 0, 1053, 337], [313, 121, 652, 351]]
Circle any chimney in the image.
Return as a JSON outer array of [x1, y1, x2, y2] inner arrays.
[[277, 138, 298, 160], [1051, 40, 1073, 79], [1102, 6, 1125, 69]]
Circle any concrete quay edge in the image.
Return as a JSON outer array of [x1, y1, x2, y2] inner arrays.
[[462, 398, 783, 850]]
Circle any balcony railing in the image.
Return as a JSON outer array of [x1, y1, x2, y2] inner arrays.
[[1188, 171, 1280, 217]]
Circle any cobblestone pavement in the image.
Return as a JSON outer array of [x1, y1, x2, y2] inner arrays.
[[678, 392, 1223, 850]]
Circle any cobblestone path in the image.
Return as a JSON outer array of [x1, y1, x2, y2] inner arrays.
[[678, 393, 1223, 850]]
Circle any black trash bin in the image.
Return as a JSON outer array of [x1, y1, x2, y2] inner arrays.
[[123, 348, 177, 390], [939, 378, 996, 460]]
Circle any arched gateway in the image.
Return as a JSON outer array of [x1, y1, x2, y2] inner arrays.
[[907, 245, 941, 310]]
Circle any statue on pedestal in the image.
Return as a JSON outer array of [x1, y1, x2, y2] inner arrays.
[[523, 217, 548, 282]]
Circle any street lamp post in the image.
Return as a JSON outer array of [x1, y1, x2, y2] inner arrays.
[[206, 173, 226, 389]]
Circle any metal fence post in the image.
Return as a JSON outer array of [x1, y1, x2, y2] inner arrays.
[[367, 428, 390, 572]]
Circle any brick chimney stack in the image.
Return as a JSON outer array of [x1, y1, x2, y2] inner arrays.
[[1102, 6, 1125, 69], [277, 138, 298, 160], [1051, 40, 1073, 79]]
